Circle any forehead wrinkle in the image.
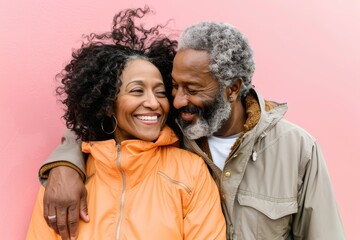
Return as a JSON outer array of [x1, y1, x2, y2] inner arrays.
[[185, 54, 210, 73], [172, 65, 213, 86]]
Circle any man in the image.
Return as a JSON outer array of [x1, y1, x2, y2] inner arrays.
[[39, 22, 345, 239]]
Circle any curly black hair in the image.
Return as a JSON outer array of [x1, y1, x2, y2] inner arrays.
[[56, 7, 178, 141]]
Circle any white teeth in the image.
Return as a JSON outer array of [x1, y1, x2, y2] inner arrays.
[[137, 116, 158, 121]]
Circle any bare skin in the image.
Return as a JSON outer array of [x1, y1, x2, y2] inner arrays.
[[43, 166, 89, 240]]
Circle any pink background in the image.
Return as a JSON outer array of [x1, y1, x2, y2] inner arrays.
[[1, 0, 359, 239]]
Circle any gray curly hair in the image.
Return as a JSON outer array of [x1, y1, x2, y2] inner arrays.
[[177, 22, 255, 98]]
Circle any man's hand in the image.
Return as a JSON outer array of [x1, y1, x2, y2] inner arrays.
[[43, 166, 89, 240]]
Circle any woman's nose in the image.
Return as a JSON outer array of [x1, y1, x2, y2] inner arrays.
[[143, 93, 160, 109]]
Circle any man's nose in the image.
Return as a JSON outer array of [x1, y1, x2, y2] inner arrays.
[[172, 89, 188, 109]]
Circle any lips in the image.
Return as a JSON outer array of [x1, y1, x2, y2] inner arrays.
[[137, 115, 158, 121], [177, 105, 199, 123], [180, 111, 196, 123], [135, 114, 160, 124]]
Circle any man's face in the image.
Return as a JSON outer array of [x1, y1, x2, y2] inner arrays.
[[171, 49, 231, 139]]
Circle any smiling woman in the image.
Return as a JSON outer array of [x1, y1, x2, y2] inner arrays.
[[26, 7, 226, 240], [114, 59, 170, 143]]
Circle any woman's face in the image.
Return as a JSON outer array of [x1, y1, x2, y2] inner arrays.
[[114, 59, 169, 142]]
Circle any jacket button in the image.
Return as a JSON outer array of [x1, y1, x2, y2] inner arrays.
[[225, 171, 231, 177], [221, 194, 226, 200]]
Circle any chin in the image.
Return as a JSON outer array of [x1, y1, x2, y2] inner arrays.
[[140, 132, 161, 142]]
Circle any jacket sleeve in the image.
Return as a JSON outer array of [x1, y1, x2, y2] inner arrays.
[[38, 129, 86, 186], [26, 187, 60, 239], [292, 142, 345, 239], [183, 158, 226, 240]]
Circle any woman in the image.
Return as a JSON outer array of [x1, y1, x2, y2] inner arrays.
[[26, 7, 225, 240]]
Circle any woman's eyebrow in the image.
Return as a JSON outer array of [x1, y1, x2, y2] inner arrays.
[[125, 80, 143, 89]]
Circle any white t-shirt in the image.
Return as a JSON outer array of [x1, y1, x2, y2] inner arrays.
[[208, 133, 240, 170]]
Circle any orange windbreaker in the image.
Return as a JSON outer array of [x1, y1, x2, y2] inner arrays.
[[27, 126, 226, 239]]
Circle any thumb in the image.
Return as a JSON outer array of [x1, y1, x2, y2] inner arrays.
[[79, 189, 90, 222]]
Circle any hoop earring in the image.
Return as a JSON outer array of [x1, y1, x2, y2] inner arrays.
[[101, 115, 117, 134]]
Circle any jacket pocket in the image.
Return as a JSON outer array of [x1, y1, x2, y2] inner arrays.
[[235, 191, 297, 239]]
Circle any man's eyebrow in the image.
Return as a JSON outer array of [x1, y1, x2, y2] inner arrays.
[[171, 77, 202, 86], [184, 81, 203, 87]]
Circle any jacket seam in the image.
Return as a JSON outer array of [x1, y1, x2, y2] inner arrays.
[[254, 126, 300, 157], [157, 171, 192, 195], [239, 189, 297, 202]]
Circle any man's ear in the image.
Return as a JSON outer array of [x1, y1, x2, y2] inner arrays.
[[226, 79, 242, 102]]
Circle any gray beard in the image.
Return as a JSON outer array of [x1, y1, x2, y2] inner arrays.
[[180, 93, 231, 140]]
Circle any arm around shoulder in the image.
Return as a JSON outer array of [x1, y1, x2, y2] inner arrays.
[[39, 129, 86, 186]]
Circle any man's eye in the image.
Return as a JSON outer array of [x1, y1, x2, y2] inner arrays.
[[172, 83, 178, 89], [187, 89, 198, 95]]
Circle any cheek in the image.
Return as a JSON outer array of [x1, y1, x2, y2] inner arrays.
[[189, 94, 214, 108], [201, 88, 220, 106], [114, 110, 124, 127], [162, 99, 170, 114], [114, 101, 131, 124], [171, 88, 177, 98], [207, 85, 221, 98]]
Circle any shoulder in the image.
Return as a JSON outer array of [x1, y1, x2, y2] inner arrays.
[[157, 146, 208, 189], [272, 119, 316, 145], [256, 118, 318, 165], [160, 146, 205, 171], [267, 119, 320, 166]]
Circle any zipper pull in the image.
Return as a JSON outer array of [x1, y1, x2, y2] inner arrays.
[[252, 150, 257, 161]]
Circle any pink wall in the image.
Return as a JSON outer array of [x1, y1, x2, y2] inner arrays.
[[1, 0, 359, 239]]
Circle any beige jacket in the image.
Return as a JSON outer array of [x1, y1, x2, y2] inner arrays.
[[39, 89, 345, 239], [182, 89, 345, 239]]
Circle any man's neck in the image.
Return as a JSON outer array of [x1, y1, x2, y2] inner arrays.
[[213, 100, 247, 137]]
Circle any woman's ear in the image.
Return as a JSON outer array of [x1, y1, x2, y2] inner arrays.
[[106, 106, 115, 117], [226, 79, 242, 102]]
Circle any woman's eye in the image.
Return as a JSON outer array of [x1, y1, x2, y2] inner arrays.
[[130, 88, 143, 94], [156, 90, 167, 97]]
